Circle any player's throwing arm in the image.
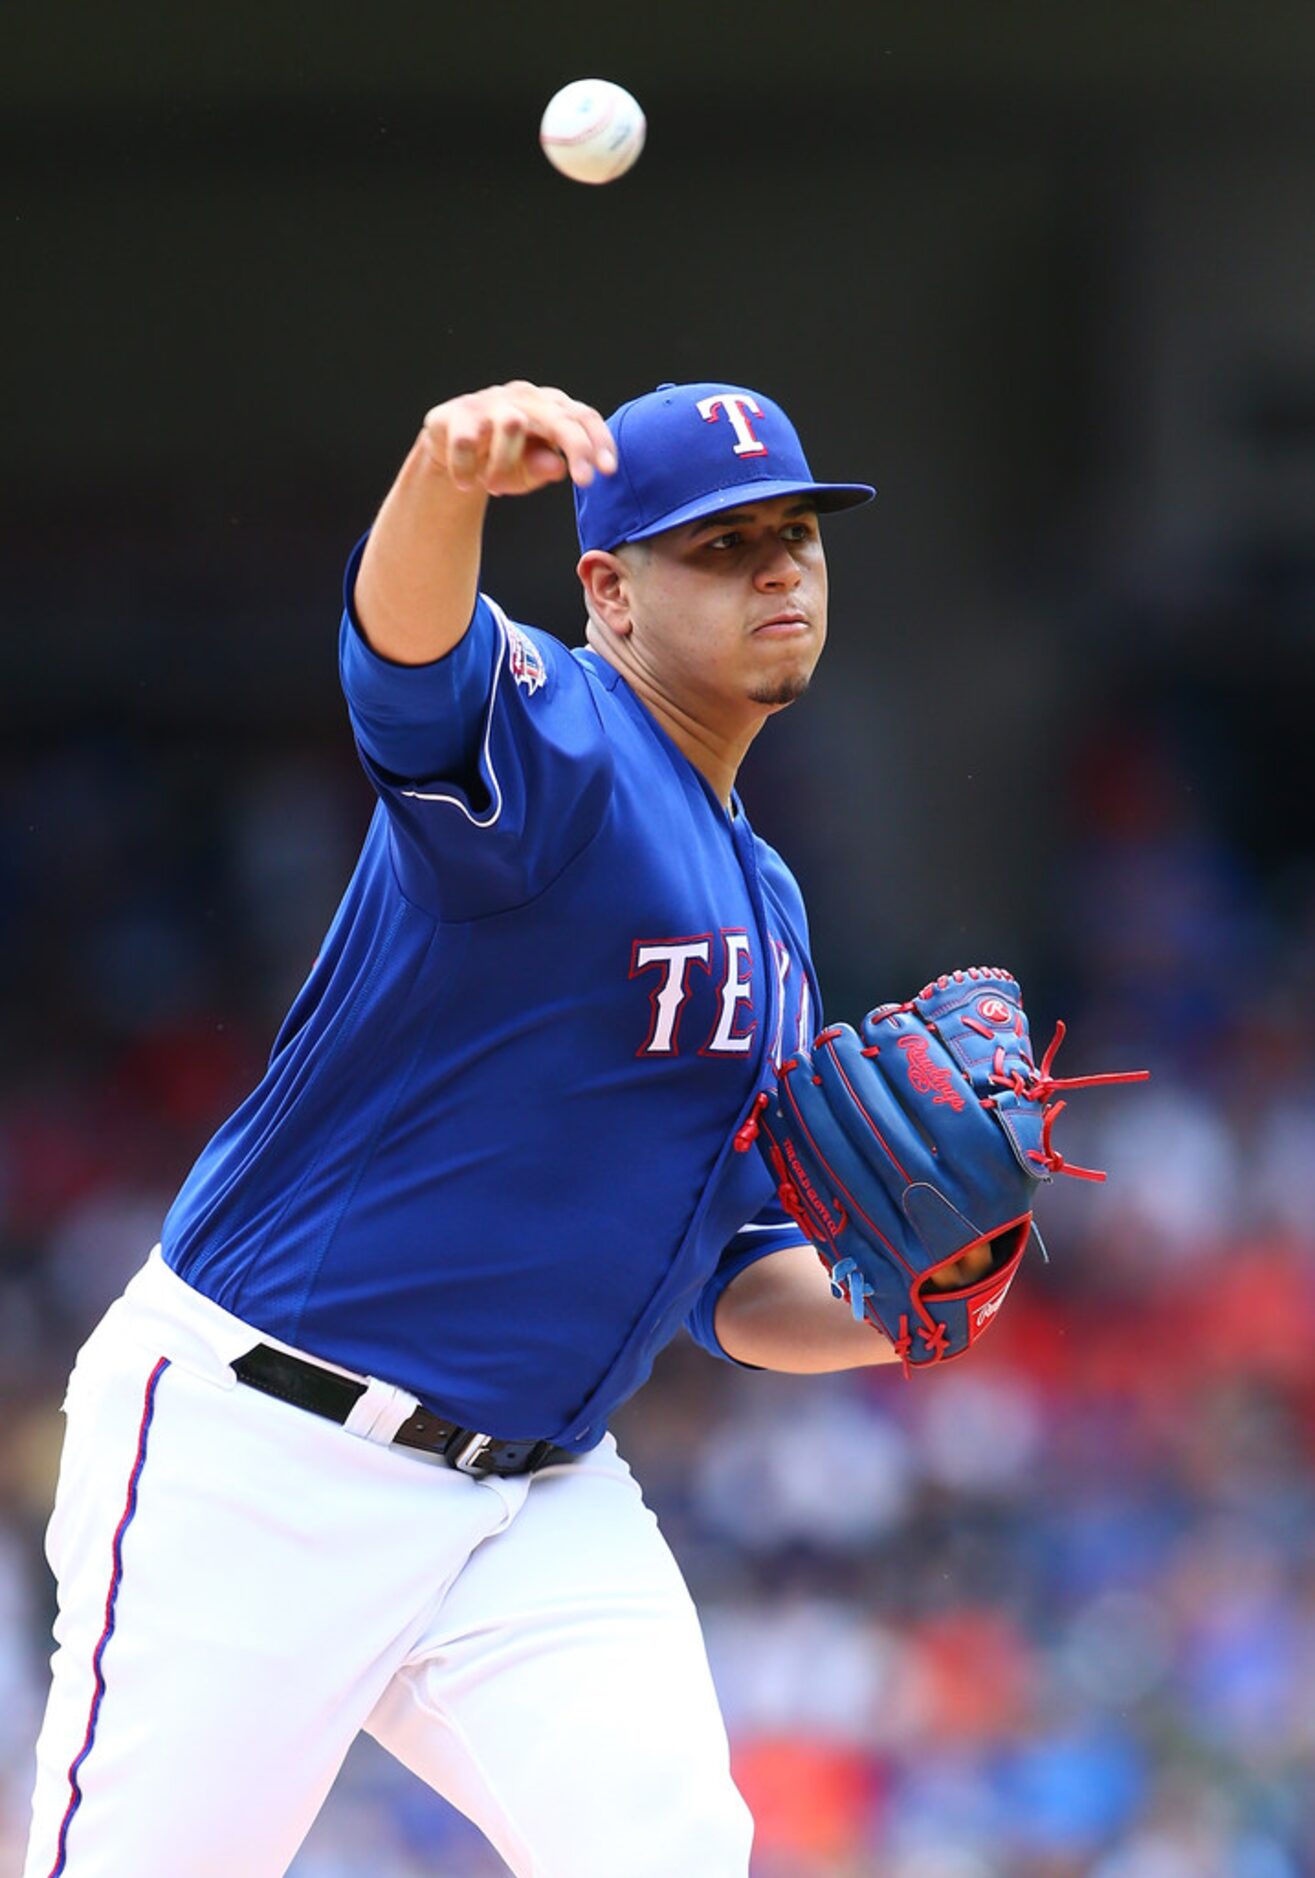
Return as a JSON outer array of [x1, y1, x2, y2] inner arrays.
[[355, 383, 617, 666]]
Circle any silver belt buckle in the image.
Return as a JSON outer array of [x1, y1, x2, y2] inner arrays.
[[451, 1431, 496, 1473]]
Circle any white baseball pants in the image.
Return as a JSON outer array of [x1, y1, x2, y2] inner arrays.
[[22, 1252, 753, 1878]]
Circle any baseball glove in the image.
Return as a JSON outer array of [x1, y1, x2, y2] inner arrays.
[[736, 968, 1146, 1376]]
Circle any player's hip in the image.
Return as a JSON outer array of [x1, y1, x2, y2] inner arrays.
[[65, 1249, 633, 1498]]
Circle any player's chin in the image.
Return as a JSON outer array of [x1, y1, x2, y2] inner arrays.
[[746, 640, 819, 709], [747, 672, 813, 708]]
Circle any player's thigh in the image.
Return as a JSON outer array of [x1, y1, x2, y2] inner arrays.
[[24, 1318, 509, 1878], [366, 1439, 753, 1878]]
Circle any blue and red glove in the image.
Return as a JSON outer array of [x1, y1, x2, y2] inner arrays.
[[744, 968, 1146, 1376]]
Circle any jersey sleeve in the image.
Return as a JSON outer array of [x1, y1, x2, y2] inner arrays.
[[338, 534, 614, 921], [683, 1198, 809, 1366]]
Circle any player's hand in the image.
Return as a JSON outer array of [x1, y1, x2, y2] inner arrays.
[[924, 1239, 997, 1291], [420, 382, 617, 498]]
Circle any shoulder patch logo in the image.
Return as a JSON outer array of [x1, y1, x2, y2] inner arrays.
[[506, 623, 547, 696]]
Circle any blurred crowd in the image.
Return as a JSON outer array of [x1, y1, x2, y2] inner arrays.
[[1, 579, 1313, 1877]]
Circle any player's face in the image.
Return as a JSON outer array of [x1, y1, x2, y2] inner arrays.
[[621, 496, 829, 712]]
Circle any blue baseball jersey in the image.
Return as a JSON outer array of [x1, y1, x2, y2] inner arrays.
[[161, 539, 820, 1449]]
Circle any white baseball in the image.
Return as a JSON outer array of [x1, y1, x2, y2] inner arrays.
[[539, 79, 646, 186]]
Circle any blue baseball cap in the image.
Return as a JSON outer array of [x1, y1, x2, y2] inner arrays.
[[573, 381, 875, 553]]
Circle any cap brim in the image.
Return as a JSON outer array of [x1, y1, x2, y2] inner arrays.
[[616, 478, 875, 548]]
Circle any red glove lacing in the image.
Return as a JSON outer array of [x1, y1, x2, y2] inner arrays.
[[982, 1021, 1148, 1181]]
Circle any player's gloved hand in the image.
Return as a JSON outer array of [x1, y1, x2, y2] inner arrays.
[[421, 381, 617, 497], [740, 968, 1147, 1376]]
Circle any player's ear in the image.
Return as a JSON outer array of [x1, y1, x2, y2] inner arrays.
[[576, 550, 634, 637]]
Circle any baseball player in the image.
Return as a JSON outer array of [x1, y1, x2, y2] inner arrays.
[[23, 379, 998, 1878]]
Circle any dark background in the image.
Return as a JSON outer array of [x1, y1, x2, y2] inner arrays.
[[3, 5, 1315, 1873], [8, 4, 1315, 999]]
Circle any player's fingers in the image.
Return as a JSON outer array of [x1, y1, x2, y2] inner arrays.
[[420, 402, 457, 475], [534, 387, 617, 476], [925, 1241, 995, 1291], [577, 407, 617, 475], [486, 392, 581, 493], [444, 410, 494, 490], [535, 407, 610, 487], [484, 402, 530, 483], [422, 385, 614, 490], [521, 440, 569, 485]]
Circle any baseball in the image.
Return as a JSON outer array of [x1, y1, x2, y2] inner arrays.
[[539, 79, 646, 185]]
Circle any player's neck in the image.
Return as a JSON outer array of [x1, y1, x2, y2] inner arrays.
[[587, 631, 764, 810], [646, 697, 758, 812]]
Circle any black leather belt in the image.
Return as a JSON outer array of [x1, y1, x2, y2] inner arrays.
[[231, 1344, 576, 1477]]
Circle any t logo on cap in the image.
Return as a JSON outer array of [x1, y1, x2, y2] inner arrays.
[[573, 379, 875, 554], [696, 393, 768, 459]]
